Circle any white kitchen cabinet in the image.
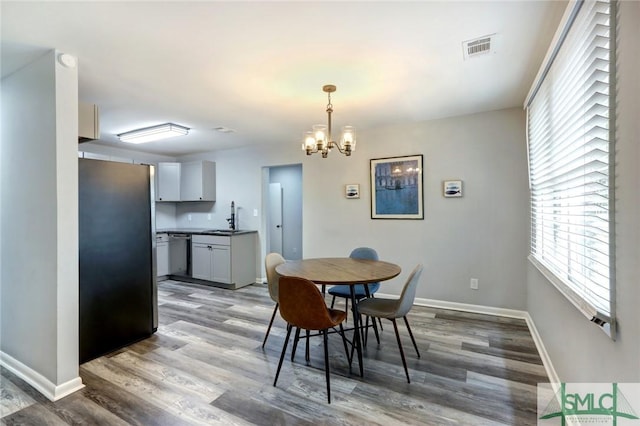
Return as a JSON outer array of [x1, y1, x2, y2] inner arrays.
[[192, 242, 215, 280], [191, 237, 231, 283], [211, 245, 231, 283], [156, 233, 170, 277], [156, 162, 181, 201], [191, 233, 256, 288], [155, 160, 215, 202], [180, 160, 215, 201]]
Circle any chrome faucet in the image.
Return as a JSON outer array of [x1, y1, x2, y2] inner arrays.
[[226, 201, 236, 230]]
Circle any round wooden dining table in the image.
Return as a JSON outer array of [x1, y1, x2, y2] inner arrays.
[[275, 257, 401, 377]]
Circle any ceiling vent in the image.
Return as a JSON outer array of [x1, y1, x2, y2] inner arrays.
[[213, 126, 235, 134], [462, 34, 497, 60]]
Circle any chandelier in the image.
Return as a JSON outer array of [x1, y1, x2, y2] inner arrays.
[[302, 85, 356, 158]]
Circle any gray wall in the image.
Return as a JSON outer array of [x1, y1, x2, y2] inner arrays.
[[526, 1, 640, 382], [179, 107, 529, 308], [1, 50, 81, 395], [305, 108, 530, 307]]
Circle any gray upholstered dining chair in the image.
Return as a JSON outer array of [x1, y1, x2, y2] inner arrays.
[[356, 264, 423, 383], [262, 252, 286, 348]]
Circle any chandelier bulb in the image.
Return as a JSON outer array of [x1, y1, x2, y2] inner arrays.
[[301, 84, 355, 158]]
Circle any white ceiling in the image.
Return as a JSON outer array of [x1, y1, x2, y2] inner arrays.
[[1, 1, 567, 157]]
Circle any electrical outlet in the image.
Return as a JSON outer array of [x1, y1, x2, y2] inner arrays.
[[470, 278, 479, 290], [253, 208, 258, 217], [188, 214, 192, 221], [207, 214, 211, 220]]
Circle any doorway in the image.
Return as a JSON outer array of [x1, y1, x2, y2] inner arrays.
[[265, 164, 302, 260]]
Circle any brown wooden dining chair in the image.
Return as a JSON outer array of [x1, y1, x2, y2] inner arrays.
[[273, 276, 350, 404], [262, 252, 286, 348], [357, 264, 423, 383]]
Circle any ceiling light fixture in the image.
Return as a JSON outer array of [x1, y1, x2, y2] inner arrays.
[[118, 123, 189, 144], [302, 85, 356, 158]]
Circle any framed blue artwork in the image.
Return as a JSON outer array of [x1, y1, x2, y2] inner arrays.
[[370, 154, 424, 219]]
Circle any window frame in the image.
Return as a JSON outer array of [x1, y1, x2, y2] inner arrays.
[[524, 0, 617, 339]]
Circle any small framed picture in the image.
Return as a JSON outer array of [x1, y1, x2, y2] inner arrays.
[[443, 180, 462, 197], [345, 184, 360, 199]]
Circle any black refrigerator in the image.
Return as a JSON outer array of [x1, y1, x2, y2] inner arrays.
[[79, 158, 157, 363]]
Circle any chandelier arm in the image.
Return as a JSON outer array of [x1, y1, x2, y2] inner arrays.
[[302, 84, 354, 158], [327, 141, 352, 156], [326, 141, 340, 153]]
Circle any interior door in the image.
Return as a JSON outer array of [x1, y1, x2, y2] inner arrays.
[[268, 182, 283, 254]]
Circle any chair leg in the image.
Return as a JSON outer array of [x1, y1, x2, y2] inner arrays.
[[361, 294, 380, 347], [274, 324, 292, 386], [403, 316, 420, 358], [291, 327, 301, 361], [305, 329, 311, 362], [323, 329, 331, 404], [262, 303, 278, 348], [369, 314, 381, 345], [391, 319, 411, 383], [362, 315, 380, 348], [363, 316, 369, 348], [339, 323, 352, 371], [330, 295, 336, 309], [366, 292, 383, 331], [345, 298, 349, 321]]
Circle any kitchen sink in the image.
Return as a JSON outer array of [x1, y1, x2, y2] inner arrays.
[[206, 229, 238, 234]]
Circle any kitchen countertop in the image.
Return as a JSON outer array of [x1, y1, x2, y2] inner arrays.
[[156, 228, 257, 236]]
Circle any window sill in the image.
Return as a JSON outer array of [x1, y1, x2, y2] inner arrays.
[[528, 255, 616, 340]]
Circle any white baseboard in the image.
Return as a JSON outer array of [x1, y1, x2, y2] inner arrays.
[[399, 295, 560, 384], [521, 312, 561, 385], [0, 351, 84, 401], [411, 296, 528, 319]]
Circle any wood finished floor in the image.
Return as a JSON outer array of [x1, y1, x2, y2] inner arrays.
[[1, 279, 549, 425]]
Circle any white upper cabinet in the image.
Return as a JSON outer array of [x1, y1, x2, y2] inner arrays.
[[180, 160, 215, 202], [156, 162, 181, 201], [156, 160, 215, 202]]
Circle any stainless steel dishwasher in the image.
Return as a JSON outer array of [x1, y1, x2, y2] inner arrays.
[[168, 233, 191, 277]]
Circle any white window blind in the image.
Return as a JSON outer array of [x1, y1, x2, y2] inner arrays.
[[526, 0, 615, 338]]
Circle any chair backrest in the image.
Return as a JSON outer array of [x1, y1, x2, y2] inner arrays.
[[279, 276, 339, 330], [394, 264, 424, 317], [265, 252, 285, 303], [349, 247, 380, 291], [349, 247, 379, 261]]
